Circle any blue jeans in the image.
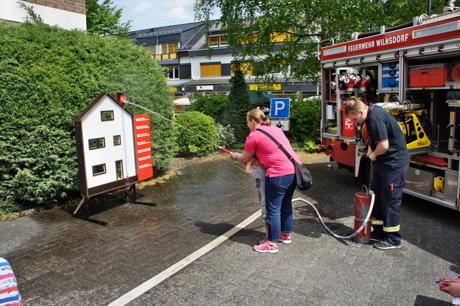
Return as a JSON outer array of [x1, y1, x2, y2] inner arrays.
[[264, 174, 296, 241]]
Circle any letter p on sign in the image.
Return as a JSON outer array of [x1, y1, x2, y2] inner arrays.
[[270, 98, 290, 118]]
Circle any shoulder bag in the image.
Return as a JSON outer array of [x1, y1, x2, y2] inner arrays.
[[256, 128, 312, 190]]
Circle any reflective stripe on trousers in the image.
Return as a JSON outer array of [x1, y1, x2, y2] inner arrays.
[[370, 164, 408, 244]]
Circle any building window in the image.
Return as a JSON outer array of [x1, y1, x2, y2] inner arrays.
[[240, 31, 291, 45], [101, 110, 114, 121], [200, 63, 221, 77], [92, 163, 106, 176], [113, 135, 121, 146], [166, 66, 179, 79], [153, 42, 179, 60], [231, 62, 253, 76], [208, 35, 228, 47], [89, 137, 105, 150], [270, 31, 293, 43], [143, 45, 155, 56], [115, 160, 123, 180]]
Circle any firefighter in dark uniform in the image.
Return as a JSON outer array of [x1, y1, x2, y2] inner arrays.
[[345, 96, 409, 250]]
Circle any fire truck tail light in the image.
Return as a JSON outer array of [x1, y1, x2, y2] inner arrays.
[[413, 21, 460, 38]]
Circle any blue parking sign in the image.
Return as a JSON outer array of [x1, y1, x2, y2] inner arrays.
[[270, 98, 290, 118]]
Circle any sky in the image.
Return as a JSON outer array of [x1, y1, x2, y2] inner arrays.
[[111, 0, 220, 31]]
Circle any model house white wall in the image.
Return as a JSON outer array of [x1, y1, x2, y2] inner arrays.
[[80, 96, 136, 189]]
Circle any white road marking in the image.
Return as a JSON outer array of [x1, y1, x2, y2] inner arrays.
[[108, 209, 262, 306]]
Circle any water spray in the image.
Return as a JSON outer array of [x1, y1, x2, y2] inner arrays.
[[123, 96, 375, 242], [123, 98, 231, 155]]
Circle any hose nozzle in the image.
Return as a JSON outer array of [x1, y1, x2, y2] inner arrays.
[[219, 146, 231, 154]]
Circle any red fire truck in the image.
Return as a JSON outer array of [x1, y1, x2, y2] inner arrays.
[[319, 7, 460, 211]]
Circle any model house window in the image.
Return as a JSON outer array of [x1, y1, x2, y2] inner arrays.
[[115, 160, 123, 180], [89, 137, 105, 150], [113, 135, 121, 146], [208, 35, 228, 47], [200, 63, 221, 77], [101, 110, 114, 121], [92, 163, 106, 176], [167, 66, 179, 79]]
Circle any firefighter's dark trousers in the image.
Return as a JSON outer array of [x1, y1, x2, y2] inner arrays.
[[370, 163, 409, 245]]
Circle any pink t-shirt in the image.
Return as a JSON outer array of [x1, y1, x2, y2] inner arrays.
[[244, 125, 301, 177]]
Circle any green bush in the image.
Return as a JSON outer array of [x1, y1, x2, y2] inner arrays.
[[216, 124, 236, 148], [286, 98, 321, 145], [292, 139, 319, 153], [189, 94, 228, 124], [175, 112, 218, 156], [0, 23, 175, 211]]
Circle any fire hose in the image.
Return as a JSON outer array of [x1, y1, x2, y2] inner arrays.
[[292, 188, 375, 240], [124, 98, 375, 241]]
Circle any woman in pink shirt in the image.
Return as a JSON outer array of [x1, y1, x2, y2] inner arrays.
[[230, 109, 300, 254]]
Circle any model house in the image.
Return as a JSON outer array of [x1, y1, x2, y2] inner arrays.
[[75, 93, 137, 198]]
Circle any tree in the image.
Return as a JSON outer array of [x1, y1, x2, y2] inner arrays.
[[86, 0, 131, 37], [195, 0, 445, 80], [226, 64, 252, 143]]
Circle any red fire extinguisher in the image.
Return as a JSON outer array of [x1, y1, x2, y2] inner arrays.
[[353, 186, 373, 243]]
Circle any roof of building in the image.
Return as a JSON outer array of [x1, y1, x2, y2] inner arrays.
[[128, 20, 221, 51], [128, 21, 205, 38]]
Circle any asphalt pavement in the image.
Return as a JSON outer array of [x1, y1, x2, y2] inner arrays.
[[1, 154, 459, 305]]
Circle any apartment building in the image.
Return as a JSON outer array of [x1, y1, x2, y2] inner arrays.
[[0, 0, 86, 30], [128, 20, 316, 101]]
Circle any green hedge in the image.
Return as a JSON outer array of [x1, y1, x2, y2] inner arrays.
[[189, 94, 228, 124], [286, 98, 321, 150], [175, 112, 218, 156], [0, 23, 175, 211]]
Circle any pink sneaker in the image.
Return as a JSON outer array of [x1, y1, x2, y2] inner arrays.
[[280, 232, 292, 244], [253, 240, 278, 254]]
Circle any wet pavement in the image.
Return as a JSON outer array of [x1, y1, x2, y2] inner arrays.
[[1, 154, 460, 305]]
